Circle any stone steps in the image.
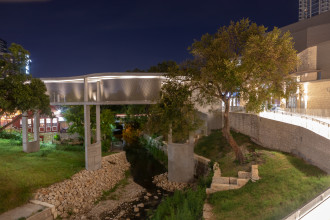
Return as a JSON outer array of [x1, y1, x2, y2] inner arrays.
[[206, 163, 259, 194]]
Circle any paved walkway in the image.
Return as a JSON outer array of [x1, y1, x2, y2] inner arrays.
[[0, 203, 44, 220]]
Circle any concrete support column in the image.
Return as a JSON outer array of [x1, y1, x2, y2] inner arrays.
[[22, 112, 28, 152], [96, 105, 101, 142], [167, 127, 195, 183], [33, 111, 40, 142], [96, 81, 101, 143], [168, 124, 172, 144], [22, 111, 40, 153], [84, 77, 102, 171]]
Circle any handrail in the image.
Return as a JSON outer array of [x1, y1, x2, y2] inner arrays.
[[259, 110, 330, 140]]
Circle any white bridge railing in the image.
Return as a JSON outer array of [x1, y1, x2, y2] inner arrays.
[[259, 111, 330, 140]]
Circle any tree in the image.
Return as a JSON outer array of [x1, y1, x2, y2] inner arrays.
[[146, 79, 202, 142], [126, 60, 178, 73], [63, 106, 115, 150], [147, 60, 178, 73], [167, 19, 298, 163], [0, 43, 50, 132]]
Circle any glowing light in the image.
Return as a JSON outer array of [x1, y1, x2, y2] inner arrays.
[[259, 111, 330, 140]]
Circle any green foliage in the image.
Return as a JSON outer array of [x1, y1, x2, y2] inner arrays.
[[95, 170, 130, 204], [122, 123, 141, 146], [126, 60, 178, 73], [0, 43, 50, 117], [194, 130, 231, 160], [0, 130, 22, 141], [147, 60, 178, 73], [0, 138, 84, 214], [140, 136, 168, 169], [152, 187, 206, 220], [146, 80, 202, 142], [63, 106, 115, 151], [194, 131, 330, 219], [53, 134, 60, 141], [179, 18, 298, 113], [62, 106, 88, 139], [197, 161, 214, 188]]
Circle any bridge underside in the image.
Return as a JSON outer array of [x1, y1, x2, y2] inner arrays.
[[23, 72, 165, 170]]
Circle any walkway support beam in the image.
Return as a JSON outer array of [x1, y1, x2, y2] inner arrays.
[[84, 77, 102, 171], [22, 111, 40, 153]]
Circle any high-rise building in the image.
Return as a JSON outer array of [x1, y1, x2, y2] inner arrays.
[[299, 0, 330, 20], [0, 38, 8, 54], [0, 38, 31, 75]]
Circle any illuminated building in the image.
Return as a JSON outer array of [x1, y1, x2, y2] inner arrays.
[[299, 0, 329, 20]]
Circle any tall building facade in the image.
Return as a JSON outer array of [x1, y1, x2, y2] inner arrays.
[[0, 38, 31, 75], [0, 38, 8, 54], [299, 0, 330, 20]]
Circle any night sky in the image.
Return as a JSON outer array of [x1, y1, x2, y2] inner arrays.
[[1, 0, 299, 78]]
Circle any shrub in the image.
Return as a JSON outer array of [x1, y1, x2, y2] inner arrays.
[[53, 134, 60, 141], [152, 187, 206, 220], [101, 138, 111, 152], [140, 136, 168, 169], [0, 130, 22, 141]]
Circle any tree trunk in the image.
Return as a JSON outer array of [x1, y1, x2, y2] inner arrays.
[[222, 99, 245, 164], [0, 114, 22, 132]]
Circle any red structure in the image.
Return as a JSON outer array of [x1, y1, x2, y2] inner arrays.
[[11, 106, 62, 133]]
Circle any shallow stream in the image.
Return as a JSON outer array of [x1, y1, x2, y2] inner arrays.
[[106, 146, 170, 219]]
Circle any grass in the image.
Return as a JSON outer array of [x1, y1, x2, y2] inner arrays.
[[151, 161, 213, 220], [0, 139, 85, 214], [95, 170, 131, 204], [152, 187, 207, 220], [194, 130, 330, 220]]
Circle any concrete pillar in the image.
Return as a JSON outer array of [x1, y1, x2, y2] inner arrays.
[[22, 112, 29, 152], [33, 111, 40, 142], [168, 124, 172, 144], [22, 111, 40, 153], [84, 77, 102, 171], [96, 81, 101, 142], [167, 128, 195, 183], [84, 104, 91, 170]]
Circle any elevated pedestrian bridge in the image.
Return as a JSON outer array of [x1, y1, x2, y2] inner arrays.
[[40, 72, 165, 105], [20, 72, 166, 171]]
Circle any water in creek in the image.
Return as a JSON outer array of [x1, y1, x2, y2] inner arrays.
[[118, 146, 170, 219]]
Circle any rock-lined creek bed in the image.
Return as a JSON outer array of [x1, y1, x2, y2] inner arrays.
[[33, 147, 179, 219], [33, 152, 131, 218]]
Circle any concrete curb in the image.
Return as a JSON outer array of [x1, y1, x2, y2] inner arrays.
[[29, 200, 57, 220]]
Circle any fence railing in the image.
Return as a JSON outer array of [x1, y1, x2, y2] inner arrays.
[[282, 108, 330, 119], [259, 110, 330, 140]]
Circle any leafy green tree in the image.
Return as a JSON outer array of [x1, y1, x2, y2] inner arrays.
[[63, 106, 115, 150], [0, 43, 50, 132], [62, 106, 89, 139], [146, 79, 202, 142], [126, 60, 178, 73], [147, 60, 178, 73], [167, 19, 298, 163]]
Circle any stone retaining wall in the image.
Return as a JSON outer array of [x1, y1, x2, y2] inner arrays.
[[33, 152, 130, 218], [229, 112, 330, 174]]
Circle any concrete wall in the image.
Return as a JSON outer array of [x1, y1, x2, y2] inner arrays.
[[317, 41, 330, 79], [167, 143, 195, 183], [229, 112, 330, 174], [306, 79, 330, 109]]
